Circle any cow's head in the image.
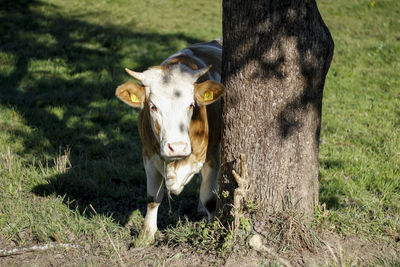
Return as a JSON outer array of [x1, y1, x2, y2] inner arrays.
[[116, 64, 225, 161]]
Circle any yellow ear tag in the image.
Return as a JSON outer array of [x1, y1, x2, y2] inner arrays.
[[204, 91, 214, 101], [130, 93, 140, 104]]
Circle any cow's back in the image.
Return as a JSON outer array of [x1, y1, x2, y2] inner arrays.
[[162, 39, 222, 83]]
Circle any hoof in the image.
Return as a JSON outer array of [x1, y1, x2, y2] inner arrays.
[[134, 230, 155, 247]]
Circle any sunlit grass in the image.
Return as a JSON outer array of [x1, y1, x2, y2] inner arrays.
[[318, 0, 400, 237]]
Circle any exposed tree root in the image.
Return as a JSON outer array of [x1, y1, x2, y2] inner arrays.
[[231, 153, 250, 239], [249, 234, 292, 267]]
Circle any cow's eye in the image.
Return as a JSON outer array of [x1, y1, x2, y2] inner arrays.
[[189, 103, 195, 109], [151, 105, 158, 112]]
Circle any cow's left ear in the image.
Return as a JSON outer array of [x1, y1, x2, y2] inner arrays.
[[194, 81, 225, 106], [115, 81, 146, 109]]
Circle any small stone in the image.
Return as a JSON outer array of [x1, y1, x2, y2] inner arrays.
[[254, 220, 265, 233], [249, 234, 264, 251]]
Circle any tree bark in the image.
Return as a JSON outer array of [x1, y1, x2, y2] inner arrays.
[[218, 0, 334, 220]]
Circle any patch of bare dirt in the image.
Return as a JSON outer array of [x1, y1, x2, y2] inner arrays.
[[0, 247, 107, 267], [297, 231, 400, 266], [0, 231, 398, 266]]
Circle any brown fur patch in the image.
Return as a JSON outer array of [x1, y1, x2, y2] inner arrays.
[[165, 55, 199, 70], [189, 105, 208, 162], [149, 65, 166, 71], [154, 119, 161, 136], [148, 202, 158, 209]]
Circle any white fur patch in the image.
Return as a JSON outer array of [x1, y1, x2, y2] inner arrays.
[[148, 154, 203, 196], [142, 202, 160, 239], [165, 160, 203, 195]]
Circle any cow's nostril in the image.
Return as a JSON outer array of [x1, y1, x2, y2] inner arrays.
[[168, 143, 174, 152]]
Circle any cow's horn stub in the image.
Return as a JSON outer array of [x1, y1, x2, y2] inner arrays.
[[194, 65, 212, 79], [125, 68, 144, 81]]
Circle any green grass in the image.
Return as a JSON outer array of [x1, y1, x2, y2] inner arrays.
[[318, 0, 400, 238], [0, 0, 399, 263], [0, 0, 222, 258]]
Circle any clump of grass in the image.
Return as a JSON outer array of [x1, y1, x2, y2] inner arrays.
[[53, 147, 72, 174], [253, 210, 319, 254], [160, 218, 230, 254]]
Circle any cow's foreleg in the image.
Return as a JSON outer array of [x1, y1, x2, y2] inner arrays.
[[141, 160, 165, 244], [199, 158, 219, 221]]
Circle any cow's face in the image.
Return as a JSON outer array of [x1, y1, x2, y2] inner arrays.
[[116, 64, 225, 162]]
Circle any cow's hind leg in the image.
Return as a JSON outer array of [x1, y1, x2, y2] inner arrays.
[[139, 159, 165, 245], [199, 158, 219, 221]]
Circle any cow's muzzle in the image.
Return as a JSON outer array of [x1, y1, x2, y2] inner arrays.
[[162, 141, 191, 161]]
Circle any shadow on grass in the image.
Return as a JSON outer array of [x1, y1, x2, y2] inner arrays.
[[0, 0, 203, 228], [319, 159, 345, 209], [320, 159, 344, 171]]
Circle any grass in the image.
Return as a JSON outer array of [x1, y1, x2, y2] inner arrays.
[[0, 0, 399, 264], [318, 0, 400, 239], [0, 0, 222, 260]]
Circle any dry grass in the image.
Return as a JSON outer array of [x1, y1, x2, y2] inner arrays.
[[253, 210, 318, 254], [53, 147, 72, 174]]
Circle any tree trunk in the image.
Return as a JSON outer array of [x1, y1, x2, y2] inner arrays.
[[218, 0, 334, 220]]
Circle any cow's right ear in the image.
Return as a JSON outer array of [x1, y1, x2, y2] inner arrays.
[[115, 82, 146, 109]]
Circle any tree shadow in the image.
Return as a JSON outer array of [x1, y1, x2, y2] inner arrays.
[[0, 0, 203, 227]]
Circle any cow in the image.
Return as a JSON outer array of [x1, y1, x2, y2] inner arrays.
[[115, 40, 225, 243]]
